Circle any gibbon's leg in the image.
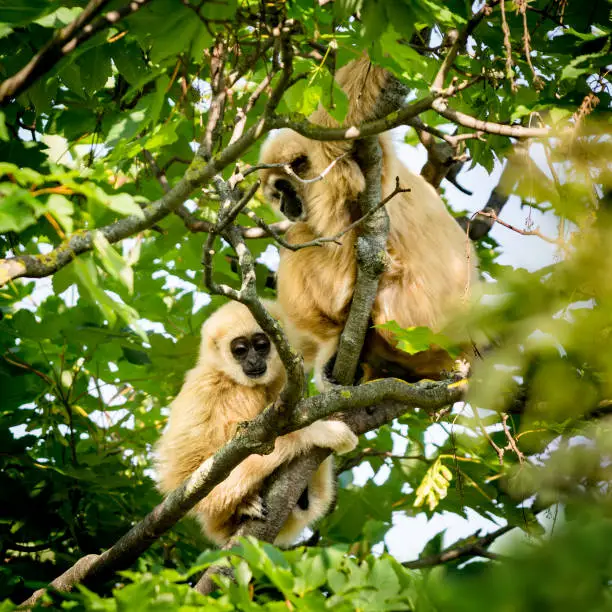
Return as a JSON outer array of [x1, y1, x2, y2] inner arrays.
[[197, 420, 357, 527], [313, 337, 341, 391], [276, 224, 355, 382], [274, 456, 335, 547]]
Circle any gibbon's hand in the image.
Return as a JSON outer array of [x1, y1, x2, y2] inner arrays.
[[305, 420, 358, 455], [236, 493, 269, 522]]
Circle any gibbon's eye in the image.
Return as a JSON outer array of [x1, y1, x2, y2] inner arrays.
[[230, 337, 249, 360], [290, 154, 309, 175], [252, 333, 270, 355]]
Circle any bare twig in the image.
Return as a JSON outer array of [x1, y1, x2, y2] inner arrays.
[[245, 153, 348, 183], [502, 414, 526, 463], [241, 219, 293, 239], [473, 407, 505, 465], [201, 38, 228, 161], [403, 524, 513, 569], [249, 177, 408, 252], [431, 0, 501, 92], [517, 0, 544, 89], [500, 0, 516, 91], [470, 209, 562, 245]]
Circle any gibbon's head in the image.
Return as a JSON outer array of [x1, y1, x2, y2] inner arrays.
[[198, 300, 285, 388], [258, 129, 366, 235]]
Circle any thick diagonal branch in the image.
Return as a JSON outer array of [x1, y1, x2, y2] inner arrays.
[[19, 378, 464, 609]]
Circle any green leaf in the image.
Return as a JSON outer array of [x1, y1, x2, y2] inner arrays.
[[376, 321, 461, 358], [105, 110, 147, 146], [35, 6, 81, 28], [0, 111, 8, 141], [112, 41, 150, 85], [93, 231, 134, 294], [369, 557, 400, 599], [73, 256, 117, 326], [0, 184, 43, 232], [78, 45, 112, 96], [105, 193, 145, 219], [47, 194, 74, 234], [0, 0, 50, 25], [284, 80, 324, 116]]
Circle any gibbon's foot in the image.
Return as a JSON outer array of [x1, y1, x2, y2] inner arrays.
[[449, 358, 471, 381], [323, 354, 339, 387], [236, 494, 268, 522]]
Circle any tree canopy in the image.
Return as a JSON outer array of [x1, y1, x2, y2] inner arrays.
[[0, 0, 611, 610]]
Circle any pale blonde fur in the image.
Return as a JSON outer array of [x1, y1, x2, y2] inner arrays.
[[259, 55, 478, 384], [155, 300, 357, 546]]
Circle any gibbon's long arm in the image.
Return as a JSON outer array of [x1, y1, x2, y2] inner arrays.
[[199, 419, 357, 520]]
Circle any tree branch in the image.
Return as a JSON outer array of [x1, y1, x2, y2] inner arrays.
[[0, 87, 552, 288], [431, 99, 550, 138], [403, 524, 512, 569], [0, 114, 273, 287], [455, 143, 529, 240], [332, 137, 386, 385], [203, 175, 305, 408], [270, 94, 437, 141], [432, 0, 500, 91], [19, 377, 465, 608], [0, 0, 151, 105]]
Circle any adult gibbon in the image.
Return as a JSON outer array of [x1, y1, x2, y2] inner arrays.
[[259, 55, 477, 386], [155, 300, 358, 547]]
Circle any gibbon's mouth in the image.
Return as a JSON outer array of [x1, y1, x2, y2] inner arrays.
[[279, 192, 304, 221], [245, 365, 267, 379]]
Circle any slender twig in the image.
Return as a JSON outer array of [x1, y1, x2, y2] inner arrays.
[[431, 0, 501, 92], [245, 153, 348, 183], [201, 38, 227, 161], [230, 55, 277, 144], [499, 0, 516, 90], [403, 524, 513, 569], [471, 209, 562, 245], [247, 177, 409, 252], [502, 414, 526, 463], [241, 219, 293, 239], [473, 406, 505, 465]]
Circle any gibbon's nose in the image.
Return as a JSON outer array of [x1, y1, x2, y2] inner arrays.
[[274, 178, 293, 194], [244, 353, 267, 377]]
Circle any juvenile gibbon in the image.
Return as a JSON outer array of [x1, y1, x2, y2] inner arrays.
[[259, 55, 478, 387], [155, 300, 358, 547]]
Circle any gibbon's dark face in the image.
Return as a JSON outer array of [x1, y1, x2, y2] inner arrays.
[[272, 178, 304, 222], [267, 153, 310, 222], [230, 332, 272, 379]]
